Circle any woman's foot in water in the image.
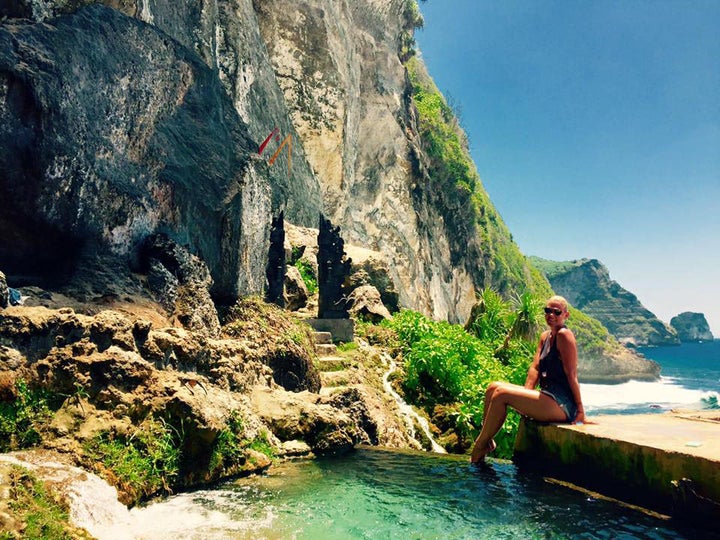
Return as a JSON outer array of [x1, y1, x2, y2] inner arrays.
[[470, 439, 496, 464]]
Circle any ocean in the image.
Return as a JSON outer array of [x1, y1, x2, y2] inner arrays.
[[582, 340, 720, 416]]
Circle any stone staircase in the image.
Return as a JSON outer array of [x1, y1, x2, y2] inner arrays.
[[313, 331, 355, 395]]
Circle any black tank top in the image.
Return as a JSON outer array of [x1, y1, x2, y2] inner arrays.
[[538, 330, 572, 398]]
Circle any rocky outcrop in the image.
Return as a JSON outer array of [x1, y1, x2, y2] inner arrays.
[[347, 285, 392, 323], [531, 257, 679, 347], [670, 312, 714, 343], [0, 299, 399, 499], [254, 0, 544, 323], [0, 5, 271, 303]]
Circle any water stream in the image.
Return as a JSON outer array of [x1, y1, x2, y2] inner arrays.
[[369, 341, 446, 453]]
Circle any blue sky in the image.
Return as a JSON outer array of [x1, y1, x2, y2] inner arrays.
[[415, 0, 720, 336]]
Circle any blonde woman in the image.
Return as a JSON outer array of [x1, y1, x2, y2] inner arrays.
[[470, 296, 587, 463]]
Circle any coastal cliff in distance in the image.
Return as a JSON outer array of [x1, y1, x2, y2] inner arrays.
[[670, 312, 714, 343], [530, 257, 679, 347]]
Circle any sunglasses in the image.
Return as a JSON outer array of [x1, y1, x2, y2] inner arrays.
[[544, 307, 564, 316]]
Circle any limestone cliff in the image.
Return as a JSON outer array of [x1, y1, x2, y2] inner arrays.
[[253, 0, 547, 322], [670, 312, 714, 343], [530, 257, 679, 347], [1, 0, 547, 323]]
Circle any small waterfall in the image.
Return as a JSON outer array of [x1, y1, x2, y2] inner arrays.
[[0, 452, 135, 539], [359, 341, 446, 453]]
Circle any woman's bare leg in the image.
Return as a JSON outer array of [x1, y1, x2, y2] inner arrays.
[[470, 382, 567, 463]]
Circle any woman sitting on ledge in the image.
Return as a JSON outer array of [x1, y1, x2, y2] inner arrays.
[[470, 295, 588, 463]]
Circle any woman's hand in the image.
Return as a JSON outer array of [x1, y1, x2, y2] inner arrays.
[[573, 408, 596, 425]]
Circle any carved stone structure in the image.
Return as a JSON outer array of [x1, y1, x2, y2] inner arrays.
[[317, 214, 351, 319], [265, 212, 286, 307]]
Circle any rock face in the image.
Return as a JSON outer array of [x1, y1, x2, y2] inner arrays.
[[0, 0, 551, 325], [670, 312, 714, 343], [253, 0, 542, 323], [531, 258, 679, 347], [0, 5, 271, 302]]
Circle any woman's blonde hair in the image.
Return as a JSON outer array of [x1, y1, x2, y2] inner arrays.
[[547, 295, 569, 313]]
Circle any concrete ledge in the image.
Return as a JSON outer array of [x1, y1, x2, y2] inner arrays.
[[513, 413, 720, 519]]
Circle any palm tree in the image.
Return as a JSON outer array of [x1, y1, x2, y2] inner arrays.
[[495, 291, 543, 356], [464, 288, 508, 343]]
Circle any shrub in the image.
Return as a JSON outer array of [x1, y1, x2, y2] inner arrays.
[[383, 295, 541, 458], [83, 417, 180, 502], [0, 379, 54, 452], [294, 259, 318, 294]]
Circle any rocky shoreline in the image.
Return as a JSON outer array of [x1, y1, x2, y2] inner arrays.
[[0, 287, 420, 538]]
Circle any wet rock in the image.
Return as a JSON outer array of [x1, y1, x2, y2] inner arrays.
[[251, 387, 359, 454]]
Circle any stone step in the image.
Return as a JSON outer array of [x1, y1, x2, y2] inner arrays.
[[315, 343, 337, 356], [314, 331, 333, 345], [315, 357, 352, 372]]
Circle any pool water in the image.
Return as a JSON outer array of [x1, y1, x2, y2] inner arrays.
[[128, 447, 715, 539]]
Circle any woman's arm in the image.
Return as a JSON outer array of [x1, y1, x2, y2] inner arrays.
[[524, 332, 546, 389], [556, 328, 586, 423]]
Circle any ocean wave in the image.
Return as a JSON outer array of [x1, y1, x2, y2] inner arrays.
[[581, 377, 718, 412]]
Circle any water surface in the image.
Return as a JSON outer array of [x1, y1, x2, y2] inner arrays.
[[125, 448, 714, 539]]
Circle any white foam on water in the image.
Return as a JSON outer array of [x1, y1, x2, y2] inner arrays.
[[581, 377, 718, 412], [120, 489, 278, 540]]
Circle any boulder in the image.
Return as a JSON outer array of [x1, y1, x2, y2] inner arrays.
[[347, 285, 392, 323], [284, 265, 308, 311], [670, 312, 714, 342], [251, 387, 360, 454]]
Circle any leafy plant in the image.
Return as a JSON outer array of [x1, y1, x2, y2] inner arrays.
[[83, 417, 180, 502], [701, 395, 719, 409], [0, 379, 54, 452], [383, 297, 540, 458], [294, 259, 318, 294], [246, 430, 276, 459]]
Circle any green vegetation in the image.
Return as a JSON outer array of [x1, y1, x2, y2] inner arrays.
[[83, 418, 180, 503], [0, 379, 54, 452], [3, 466, 90, 540], [399, 0, 424, 61], [405, 56, 552, 300], [336, 341, 359, 353], [247, 430, 276, 459], [380, 290, 545, 458], [209, 411, 275, 474], [294, 259, 318, 294], [701, 395, 719, 409]]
